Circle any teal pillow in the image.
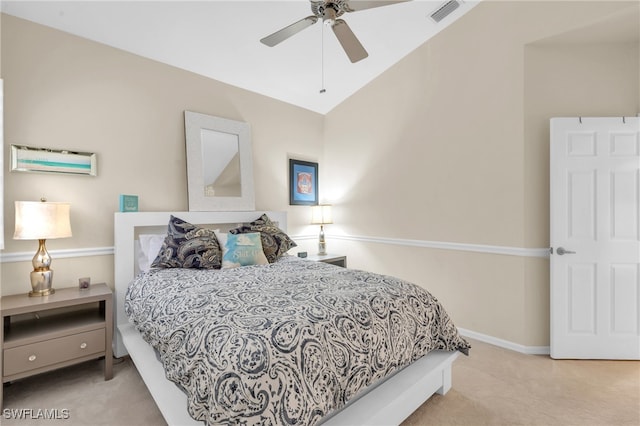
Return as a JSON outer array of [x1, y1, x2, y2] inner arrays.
[[229, 213, 297, 263], [222, 232, 269, 269]]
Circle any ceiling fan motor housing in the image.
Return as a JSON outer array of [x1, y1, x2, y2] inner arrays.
[[312, 1, 346, 24]]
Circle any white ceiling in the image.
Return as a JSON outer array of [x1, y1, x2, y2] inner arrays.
[[1, 0, 480, 114]]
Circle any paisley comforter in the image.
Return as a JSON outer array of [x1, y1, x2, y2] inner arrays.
[[125, 256, 470, 425]]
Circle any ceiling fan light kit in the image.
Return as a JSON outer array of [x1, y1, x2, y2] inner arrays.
[[260, 0, 411, 64], [321, 3, 338, 24]]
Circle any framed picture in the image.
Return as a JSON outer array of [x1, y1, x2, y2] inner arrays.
[[289, 159, 318, 205], [119, 194, 139, 212], [10, 144, 97, 176]]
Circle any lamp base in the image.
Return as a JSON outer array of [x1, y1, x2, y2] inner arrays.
[[29, 288, 55, 297], [29, 269, 55, 297], [318, 225, 327, 255], [318, 242, 327, 256]]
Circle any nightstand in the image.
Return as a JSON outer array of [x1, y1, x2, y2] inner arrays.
[[306, 253, 347, 268], [0, 283, 113, 408]]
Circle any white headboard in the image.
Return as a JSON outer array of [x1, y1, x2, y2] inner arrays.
[[113, 211, 288, 357]]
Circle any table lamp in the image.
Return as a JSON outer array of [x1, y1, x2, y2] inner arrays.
[[14, 199, 72, 297], [310, 204, 333, 255]]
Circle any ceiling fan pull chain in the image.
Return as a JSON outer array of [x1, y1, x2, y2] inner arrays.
[[320, 23, 326, 94]]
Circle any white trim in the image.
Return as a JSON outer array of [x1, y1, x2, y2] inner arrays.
[[0, 234, 549, 263], [0, 246, 114, 263], [458, 327, 550, 355], [289, 234, 315, 241], [331, 234, 550, 258]]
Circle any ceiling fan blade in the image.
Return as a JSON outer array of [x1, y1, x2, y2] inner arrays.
[[344, 0, 412, 12], [332, 19, 368, 63], [260, 16, 318, 47]]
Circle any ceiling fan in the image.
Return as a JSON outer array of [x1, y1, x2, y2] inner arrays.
[[260, 1, 412, 63]]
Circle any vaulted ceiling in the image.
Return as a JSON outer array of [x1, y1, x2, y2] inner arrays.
[[1, 1, 480, 114]]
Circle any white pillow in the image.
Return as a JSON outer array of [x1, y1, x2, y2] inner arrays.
[[138, 234, 166, 273], [214, 230, 228, 248]]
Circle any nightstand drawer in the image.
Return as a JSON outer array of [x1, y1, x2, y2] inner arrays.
[[3, 328, 105, 376]]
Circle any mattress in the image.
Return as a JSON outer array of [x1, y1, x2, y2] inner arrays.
[[125, 256, 470, 425]]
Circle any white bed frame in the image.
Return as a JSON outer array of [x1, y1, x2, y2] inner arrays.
[[114, 211, 460, 426]]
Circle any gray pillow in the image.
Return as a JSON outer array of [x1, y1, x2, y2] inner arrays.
[[151, 215, 222, 269]]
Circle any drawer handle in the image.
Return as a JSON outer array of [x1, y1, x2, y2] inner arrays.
[[80, 342, 88, 349], [28, 354, 37, 362]]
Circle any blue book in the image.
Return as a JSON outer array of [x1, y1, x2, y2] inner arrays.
[[119, 194, 138, 212]]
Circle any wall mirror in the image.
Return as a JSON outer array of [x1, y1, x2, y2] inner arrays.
[[185, 111, 255, 211]]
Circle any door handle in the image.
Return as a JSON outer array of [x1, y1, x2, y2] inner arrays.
[[556, 247, 576, 255]]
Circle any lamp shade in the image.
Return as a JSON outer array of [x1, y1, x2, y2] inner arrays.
[[310, 205, 333, 225], [14, 201, 72, 240]]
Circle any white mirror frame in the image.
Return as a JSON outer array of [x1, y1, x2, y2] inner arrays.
[[184, 111, 255, 211]]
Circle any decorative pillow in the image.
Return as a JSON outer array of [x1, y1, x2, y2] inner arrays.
[[137, 234, 166, 272], [214, 230, 228, 248], [221, 232, 269, 269], [151, 215, 222, 269], [229, 213, 297, 263]]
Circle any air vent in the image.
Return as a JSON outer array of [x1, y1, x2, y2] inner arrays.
[[430, 0, 461, 23]]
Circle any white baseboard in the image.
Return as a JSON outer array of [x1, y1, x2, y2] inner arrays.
[[458, 327, 550, 355]]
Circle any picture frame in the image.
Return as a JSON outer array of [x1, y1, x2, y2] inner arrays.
[[10, 144, 97, 176], [119, 194, 139, 212], [289, 159, 318, 205]]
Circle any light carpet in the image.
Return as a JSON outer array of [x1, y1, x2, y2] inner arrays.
[[2, 339, 638, 425]]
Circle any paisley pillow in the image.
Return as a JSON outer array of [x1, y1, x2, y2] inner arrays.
[[151, 215, 222, 269], [229, 213, 297, 263], [221, 232, 269, 269]]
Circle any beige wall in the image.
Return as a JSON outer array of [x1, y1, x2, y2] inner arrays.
[[0, 14, 3, 287], [323, 0, 639, 347], [1, 2, 638, 348], [0, 14, 324, 296]]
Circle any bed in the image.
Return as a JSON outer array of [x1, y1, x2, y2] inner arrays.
[[114, 211, 469, 425]]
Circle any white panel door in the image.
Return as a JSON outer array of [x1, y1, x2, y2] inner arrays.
[[550, 117, 640, 359]]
